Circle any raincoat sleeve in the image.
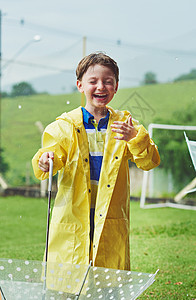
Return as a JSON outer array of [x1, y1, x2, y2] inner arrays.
[[126, 123, 160, 171], [32, 121, 68, 181]]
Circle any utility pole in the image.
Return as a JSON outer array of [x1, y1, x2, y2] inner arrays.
[[81, 36, 86, 107], [0, 10, 2, 150]]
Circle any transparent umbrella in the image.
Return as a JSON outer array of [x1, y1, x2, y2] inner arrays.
[[0, 159, 158, 300]]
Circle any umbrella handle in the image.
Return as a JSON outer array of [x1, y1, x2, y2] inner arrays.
[[48, 158, 53, 192]]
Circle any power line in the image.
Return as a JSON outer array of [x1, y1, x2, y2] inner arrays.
[[3, 16, 196, 57], [2, 58, 75, 73]]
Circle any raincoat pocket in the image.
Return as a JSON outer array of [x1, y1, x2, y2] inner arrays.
[[48, 222, 76, 263], [95, 218, 130, 270]]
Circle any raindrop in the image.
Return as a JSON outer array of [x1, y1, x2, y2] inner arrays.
[[107, 282, 111, 286], [67, 285, 71, 289], [129, 285, 133, 289], [120, 290, 123, 295], [16, 267, 21, 271], [116, 270, 120, 274], [75, 278, 80, 282], [8, 273, 13, 279], [109, 289, 113, 293], [98, 295, 103, 299], [87, 294, 91, 298], [50, 269, 54, 274], [76, 265, 80, 269], [140, 285, 144, 290], [93, 267, 97, 271], [18, 105, 22, 109], [96, 281, 100, 286], [129, 278, 133, 282], [33, 269, 38, 273], [149, 274, 153, 277], [25, 275, 30, 279], [127, 271, 131, 275], [139, 279, 143, 283], [20, 216, 22, 219], [58, 277, 63, 281], [59, 263, 63, 268], [175, 57, 179, 61], [104, 269, 109, 272], [94, 274, 99, 278], [138, 272, 142, 276], [97, 288, 102, 292], [117, 276, 121, 281], [66, 101, 70, 104], [130, 291, 135, 295], [8, 259, 13, 264], [110, 296, 114, 300], [25, 261, 29, 265], [0, 266, 4, 270], [106, 275, 110, 279], [67, 270, 71, 275], [119, 284, 122, 287]]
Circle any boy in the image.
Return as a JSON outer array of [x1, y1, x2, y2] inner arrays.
[[32, 52, 160, 271]]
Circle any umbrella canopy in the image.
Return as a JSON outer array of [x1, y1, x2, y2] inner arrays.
[[0, 258, 158, 300]]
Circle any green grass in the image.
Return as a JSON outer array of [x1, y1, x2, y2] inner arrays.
[[130, 202, 196, 299], [0, 196, 195, 299], [1, 80, 196, 186]]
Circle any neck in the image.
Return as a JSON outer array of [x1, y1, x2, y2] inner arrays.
[[85, 105, 108, 122]]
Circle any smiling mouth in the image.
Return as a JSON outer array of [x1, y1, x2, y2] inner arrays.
[[93, 94, 107, 99]]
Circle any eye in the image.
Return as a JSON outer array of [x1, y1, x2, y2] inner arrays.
[[105, 80, 113, 85]]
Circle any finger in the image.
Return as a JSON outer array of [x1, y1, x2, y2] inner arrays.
[[113, 135, 126, 141], [128, 116, 133, 127], [111, 128, 124, 134], [112, 121, 125, 126], [48, 151, 54, 160]]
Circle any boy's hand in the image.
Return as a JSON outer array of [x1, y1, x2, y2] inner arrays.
[[39, 152, 54, 172], [111, 116, 137, 142]]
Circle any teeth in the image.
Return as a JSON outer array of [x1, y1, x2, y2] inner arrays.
[[94, 94, 107, 98]]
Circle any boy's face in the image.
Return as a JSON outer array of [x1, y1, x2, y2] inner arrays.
[[77, 64, 118, 111]]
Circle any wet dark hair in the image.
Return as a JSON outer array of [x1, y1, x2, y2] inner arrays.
[[76, 52, 119, 82]]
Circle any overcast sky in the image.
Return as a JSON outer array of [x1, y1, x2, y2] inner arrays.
[[1, 0, 196, 93]]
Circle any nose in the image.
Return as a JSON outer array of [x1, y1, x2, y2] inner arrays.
[[97, 80, 105, 90]]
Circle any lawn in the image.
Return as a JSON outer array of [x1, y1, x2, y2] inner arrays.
[[0, 196, 195, 299]]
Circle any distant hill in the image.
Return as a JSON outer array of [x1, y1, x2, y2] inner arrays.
[[1, 80, 196, 186]]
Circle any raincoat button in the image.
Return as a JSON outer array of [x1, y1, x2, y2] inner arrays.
[[107, 184, 110, 188], [115, 156, 118, 159], [100, 214, 102, 217], [77, 129, 80, 133], [85, 158, 88, 162], [89, 189, 91, 193]]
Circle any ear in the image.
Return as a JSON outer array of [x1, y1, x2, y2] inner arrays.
[[114, 81, 119, 93], [77, 80, 84, 93]]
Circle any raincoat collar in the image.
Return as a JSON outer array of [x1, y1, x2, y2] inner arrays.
[[56, 106, 128, 127]]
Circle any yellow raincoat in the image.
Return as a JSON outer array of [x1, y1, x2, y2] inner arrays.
[[32, 106, 160, 271]]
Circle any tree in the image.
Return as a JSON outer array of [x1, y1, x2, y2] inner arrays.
[[143, 72, 158, 85], [153, 103, 196, 189], [1, 91, 9, 98], [0, 148, 9, 175], [174, 69, 196, 82], [10, 81, 37, 97]]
